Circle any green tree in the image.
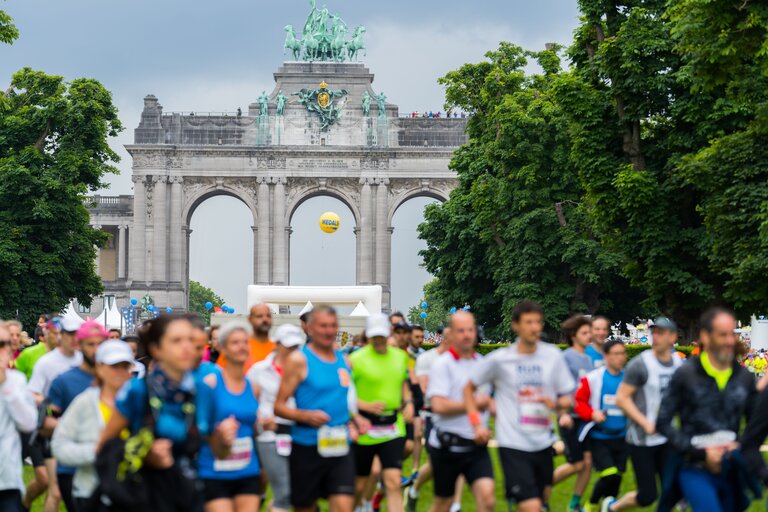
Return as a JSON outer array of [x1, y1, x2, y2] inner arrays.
[[0, 6, 18, 45], [0, 67, 123, 329], [419, 43, 635, 336], [188, 280, 226, 324]]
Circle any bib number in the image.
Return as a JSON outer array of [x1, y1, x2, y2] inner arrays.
[[367, 423, 398, 439], [214, 437, 253, 472], [318, 425, 349, 458], [275, 434, 292, 457], [603, 395, 625, 417], [520, 402, 550, 432]]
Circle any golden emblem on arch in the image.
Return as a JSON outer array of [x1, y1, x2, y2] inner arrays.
[[317, 91, 331, 109]]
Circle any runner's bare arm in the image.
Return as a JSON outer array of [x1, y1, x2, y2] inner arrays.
[[274, 350, 328, 427], [616, 382, 653, 434], [463, 381, 490, 444], [402, 379, 414, 422]]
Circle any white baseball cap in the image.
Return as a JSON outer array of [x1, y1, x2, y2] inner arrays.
[[60, 315, 84, 333], [96, 340, 135, 366], [365, 313, 391, 339], [274, 324, 306, 348]]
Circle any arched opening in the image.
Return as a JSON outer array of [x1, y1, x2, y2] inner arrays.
[[289, 195, 357, 313], [390, 196, 441, 314], [188, 195, 254, 313]]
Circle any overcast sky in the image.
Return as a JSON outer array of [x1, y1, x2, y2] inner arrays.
[[1, 0, 579, 313]]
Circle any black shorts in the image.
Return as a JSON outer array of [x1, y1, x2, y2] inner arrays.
[[21, 434, 49, 467], [590, 437, 628, 474], [201, 475, 262, 502], [499, 447, 554, 503], [289, 443, 355, 508], [428, 444, 494, 498], [560, 421, 589, 464], [354, 437, 406, 476]]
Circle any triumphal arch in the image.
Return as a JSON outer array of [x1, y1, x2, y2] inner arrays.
[[88, 2, 467, 312]]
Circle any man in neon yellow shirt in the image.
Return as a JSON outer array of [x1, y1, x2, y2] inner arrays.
[[350, 313, 414, 512]]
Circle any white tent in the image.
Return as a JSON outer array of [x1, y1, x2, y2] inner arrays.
[[62, 301, 85, 328], [94, 301, 123, 330]]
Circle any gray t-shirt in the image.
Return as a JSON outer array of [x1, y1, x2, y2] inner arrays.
[[563, 348, 594, 383], [623, 351, 678, 446]]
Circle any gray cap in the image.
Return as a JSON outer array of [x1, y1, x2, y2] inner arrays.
[[652, 317, 677, 332]]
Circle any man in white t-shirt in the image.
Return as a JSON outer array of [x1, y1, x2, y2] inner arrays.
[[427, 312, 495, 512], [466, 300, 575, 512]]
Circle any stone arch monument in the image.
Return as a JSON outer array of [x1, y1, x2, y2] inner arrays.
[[88, 3, 467, 313]]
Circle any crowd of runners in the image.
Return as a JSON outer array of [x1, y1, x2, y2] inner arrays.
[[0, 300, 766, 512]]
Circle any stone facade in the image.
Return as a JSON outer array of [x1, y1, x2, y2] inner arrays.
[[88, 61, 467, 312]]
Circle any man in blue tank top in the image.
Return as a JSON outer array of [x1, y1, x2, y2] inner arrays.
[[274, 305, 368, 512]]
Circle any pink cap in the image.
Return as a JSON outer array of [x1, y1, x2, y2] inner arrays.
[[76, 320, 109, 341]]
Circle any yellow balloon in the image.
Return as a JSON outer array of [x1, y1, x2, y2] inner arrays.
[[319, 211, 341, 234]]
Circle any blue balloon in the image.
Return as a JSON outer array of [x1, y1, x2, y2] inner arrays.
[[230, 308, 235, 314], [420, 311, 427, 319], [130, 298, 138, 306], [147, 304, 154, 312], [166, 307, 173, 313], [450, 307, 457, 314], [225, 307, 232, 313], [463, 305, 470, 311], [222, 304, 229, 312], [421, 301, 428, 309], [205, 301, 213, 310]]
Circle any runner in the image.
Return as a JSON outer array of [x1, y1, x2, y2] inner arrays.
[[51, 340, 135, 512], [98, 313, 202, 511], [586, 316, 610, 368], [573, 337, 628, 511], [403, 325, 426, 488], [655, 307, 757, 511], [48, 320, 108, 511], [466, 300, 575, 512], [219, 303, 275, 372], [248, 323, 307, 512], [406, 327, 465, 512], [196, 320, 262, 512], [27, 314, 83, 512], [0, 321, 38, 512], [427, 311, 495, 512], [552, 315, 594, 512], [606, 317, 682, 511], [274, 305, 368, 512], [6, 320, 23, 369], [350, 313, 413, 512]]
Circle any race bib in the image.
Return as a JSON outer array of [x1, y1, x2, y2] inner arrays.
[[520, 402, 551, 432], [213, 437, 253, 472], [603, 395, 625, 417], [318, 425, 349, 458], [367, 423, 398, 439], [275, 434, 292, 457]]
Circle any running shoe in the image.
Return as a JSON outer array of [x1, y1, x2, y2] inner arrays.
[[601, 497, 617, 512]]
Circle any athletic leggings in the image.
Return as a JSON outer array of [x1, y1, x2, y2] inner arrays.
[[628, 443, 671, 506]]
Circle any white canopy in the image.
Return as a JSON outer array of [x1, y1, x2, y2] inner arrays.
[[62, 301, 86, 327], [94, 301, 123, 330]]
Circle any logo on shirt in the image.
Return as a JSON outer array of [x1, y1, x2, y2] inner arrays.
[[338, 368, 350, 388]]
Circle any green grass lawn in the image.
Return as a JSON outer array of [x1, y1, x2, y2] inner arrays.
[[24, 452, 768, 511]]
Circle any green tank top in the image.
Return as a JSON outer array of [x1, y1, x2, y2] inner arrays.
[[350, 345, 409, 445]]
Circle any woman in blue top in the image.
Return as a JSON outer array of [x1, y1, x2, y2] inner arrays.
[[196, 320, 262, 512], [97, 313, 201, 512]]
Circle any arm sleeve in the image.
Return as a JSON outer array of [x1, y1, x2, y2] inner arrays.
[[51, 395, 96, 466], [554, 354, 576, 396], [656, 367, 703, 460], [470, 352, 497, 388], [425, 358, 450, 399], [1, 372, 38, 433], [740, 387, 768, 485], [573, 377, 594, 421], [623, 358, 648, 388], [195, 378, 216, 437]]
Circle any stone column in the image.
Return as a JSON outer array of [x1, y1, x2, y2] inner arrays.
[[358, 178, 374, 284], [183, 225, 192, 309], [169, 176, 184, 283], [91, 224, 102, 278], [117, 224, 127, 279], [374, 178, 391, 310], [251, 226, 259, 285], [272, 177, 287, 285], [130, 176, 147, 282], [152, 175, 168, 283], [256, 177, 271, 284]]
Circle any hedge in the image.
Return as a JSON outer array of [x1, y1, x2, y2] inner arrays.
[[423, 343, 695, 360]]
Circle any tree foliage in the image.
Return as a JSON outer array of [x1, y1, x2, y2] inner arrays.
[[0, 11, 123, 329], [188, 280, 226, 324], [419, 0, 768, 337], [406, 279, 452, 332]]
